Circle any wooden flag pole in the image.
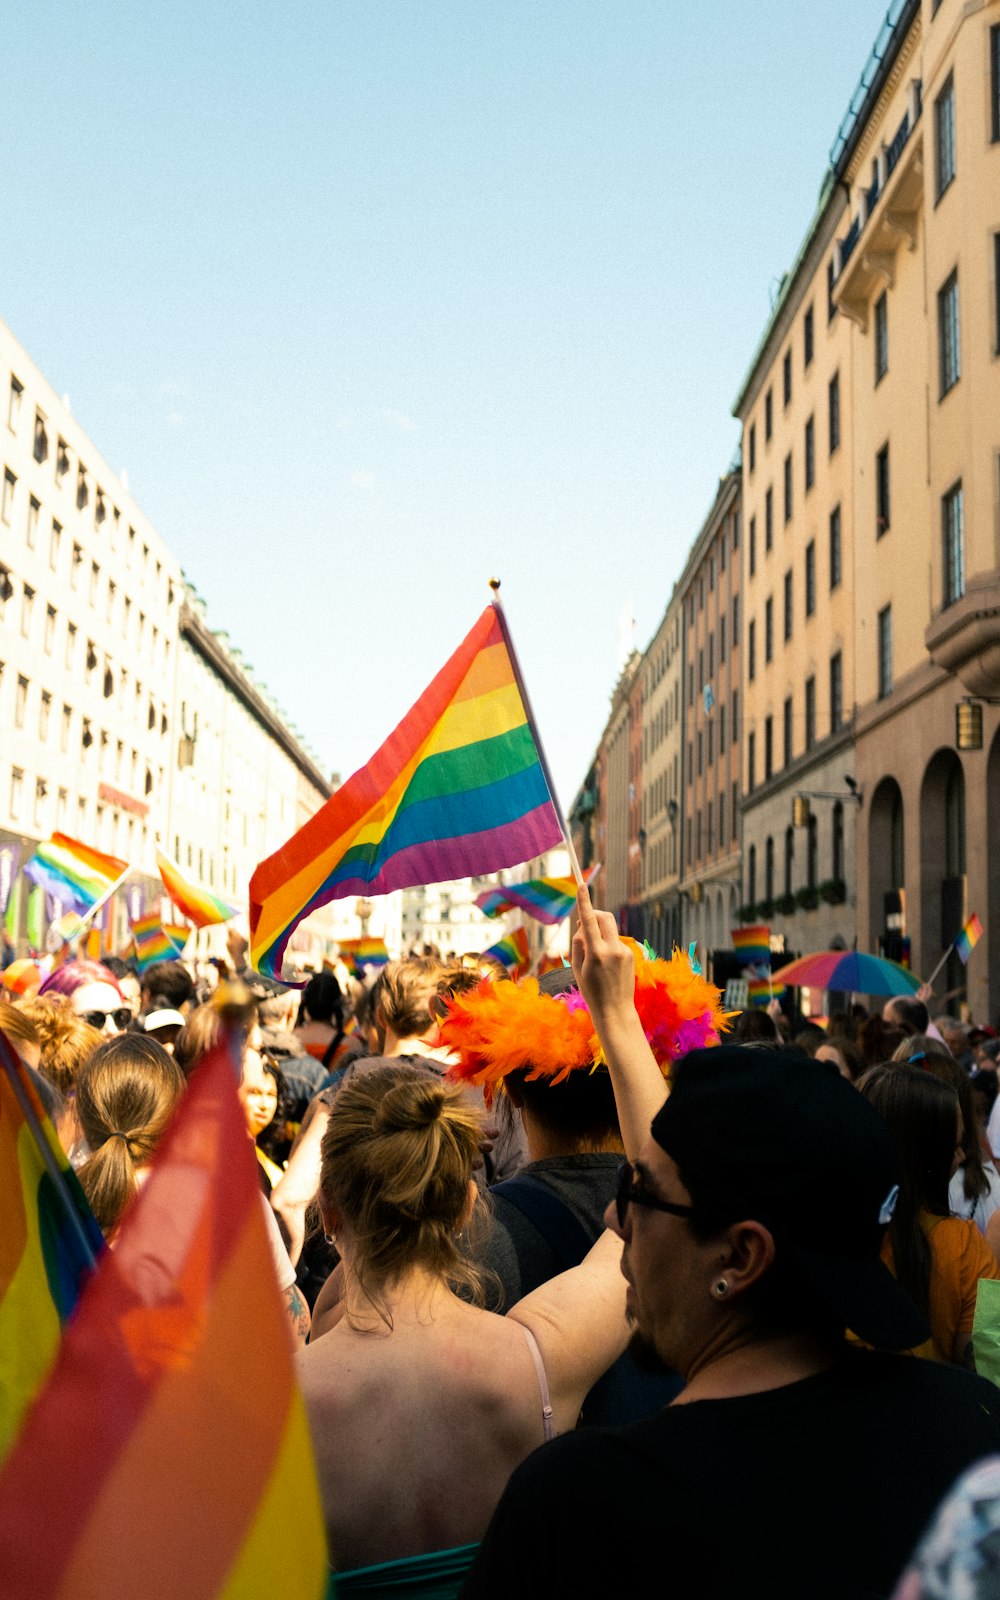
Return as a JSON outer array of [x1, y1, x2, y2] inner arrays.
[[488, 579, 585, 890], [924, 938, 957, 993]]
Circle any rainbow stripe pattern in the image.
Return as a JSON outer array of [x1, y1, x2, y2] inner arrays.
[[956, 913, 984, 965], [731, 925, 771, 968], [0, 1035, 328, 1599], [0, 1030, 104, 1465], [475, 869, 595, 925], [337, 938, 390, 971], [747, 977, 786, 1008], [157, 850, 240, 929], [130, 914, 186, 973], [250, 606, 563, 979], [483, 927, 531, 975], [23, 834, 127, 916]]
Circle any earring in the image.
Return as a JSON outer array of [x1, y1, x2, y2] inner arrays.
[[324, 1231, 338, 1247], [712, 1278, 729, 1298]]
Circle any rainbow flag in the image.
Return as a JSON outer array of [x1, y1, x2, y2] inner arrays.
[[337, 938, 390, 969], [130, 914, 186, 973], [476, 868, 597, 925], [23, 834, 127, 917], [157, 850, 240, 929], [250, 606, 564, 980], [483, 927, 531, 975], [747, 977, 786, 1008], [732, 924, 771, 967], [955, 912, 984, 965], [0, 1030, 104, 1465], [0, 1035, 328, 1599]]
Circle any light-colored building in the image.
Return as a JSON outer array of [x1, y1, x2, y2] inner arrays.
[[600, 651, 643, 928], [640, 590, 684, 956], [675, 470, 744, 961], [0, 316, 334, 959]]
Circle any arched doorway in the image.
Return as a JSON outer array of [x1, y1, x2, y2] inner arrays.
[[868, 776, 905, 955], [919, 750, 966, 1010]]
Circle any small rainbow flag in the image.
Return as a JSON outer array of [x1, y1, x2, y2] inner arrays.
[[250, 606, 564, 980], [747, 977, 787, 1008], [0, 1035, 328, 1598], [157, 850, 240, 929], [483, 927, 531, 975], [0, 1029, 104, 1465], [337, 937, 390, 969], [476, 868, 597, 926], [955, 913, 984, 965], [130, 914, 186, 973], [23, 834, 127, 917], [732, 924, 771, 967]]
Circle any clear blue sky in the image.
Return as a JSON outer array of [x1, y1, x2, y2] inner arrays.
[[2, 0, 884, 806]]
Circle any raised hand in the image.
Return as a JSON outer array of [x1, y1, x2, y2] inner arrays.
[[571, 884, 635, 1025]]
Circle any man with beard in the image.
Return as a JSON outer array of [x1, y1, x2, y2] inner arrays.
[[461, 894, 1000, 1600]]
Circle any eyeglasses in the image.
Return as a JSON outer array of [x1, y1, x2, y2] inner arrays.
[[82, 1008, 133, 1031], [615, 1159, 699, 1230]]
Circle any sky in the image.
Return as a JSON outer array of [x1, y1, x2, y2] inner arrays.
[[1, 0, 888, 807]]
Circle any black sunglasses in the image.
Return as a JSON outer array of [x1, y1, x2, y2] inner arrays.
[[82, 1007, 133, 1030], [615, 1160, 699, 1230]]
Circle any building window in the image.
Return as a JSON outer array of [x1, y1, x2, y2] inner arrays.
[[749, 424, 756, 474], [943, 482, 965, 607], [935, 74, 956, 199], [832, 802, 845, 882], [765, 487, 773, 551], [938, 270, 960, 396], [748, 620, 756, 681], [39, 692, 51, 741], [733, 510, 740, 550], [830, 651, 843, 732], [764, 715, 773, 781], [765, 388, 773, 441], [749, 516, 756, 576], [874, 292, 888, 384], [805, 540, 816, 617], [719, 789, 726, 845], [732, 690, 739, 741], [876, 444, 891, 535], [14, 675, 28, 728], [784, 826, 795, 897], [783, 570, 793, 641], [804, 303, 814, 368], [732, 594, 740, 646], [830, 504, 842, 589], [829, 371, 840, 454], [783, 696, 793, 767], [783, 349, 792, 408], [995, 233, 1000, 354], [71, 543, 83, 588], [804, 415, 815, 492], [7, 376, 23, 433], [50, 519, 62, 570], [878, 605, 893, 699], [21, 586, 34, 639], [65, 622, 77, 671], [783, 454, 793, 523], [26, 495, 40, 548], [44, 604, 56, 652], [1, 468, 15, 525], [697, 731, 703, 776], [748, 733, 756, 795], [76, 464, 89, 511], [805, 676, 816, 750], [33, 410, 49, 465], [807, 815, 818, 890], [765, 836, 775, 903], [61, 704, 72, 752], [992, 24, 1000, 142], [10, 769, 23, 821], [720, 703, 727, 752], [765, 596, 773, 663]]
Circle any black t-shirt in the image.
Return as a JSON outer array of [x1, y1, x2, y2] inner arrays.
[[480, 1154, 623, 1310], [461, 1350, 1000, 1600]]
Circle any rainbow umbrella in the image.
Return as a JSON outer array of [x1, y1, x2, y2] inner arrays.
[[774, 950, 921, 997]]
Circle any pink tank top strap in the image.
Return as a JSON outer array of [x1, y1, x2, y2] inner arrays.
[[517, 1321, 556, 1441]]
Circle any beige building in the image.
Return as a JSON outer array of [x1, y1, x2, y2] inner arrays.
[[640, 590, 685, 955], [0, 316, 334, 959], [675, 470, 745, 961], [833, 0, 1000, 1018]]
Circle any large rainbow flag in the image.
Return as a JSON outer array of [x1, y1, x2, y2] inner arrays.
[[0, 1029, 104, 1465], [250, 606, 564, 980], [475, 868, 597, 925], [731, 924, 772, 968], [23, 834, 127, 917], [129, 914, 186, 973], [157, 850, 240, 929], [0, 1035, 328, 1599], [483, 927, 531, 975]]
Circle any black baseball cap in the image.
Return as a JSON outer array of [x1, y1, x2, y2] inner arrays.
[[651, 1046, 930, 1352]]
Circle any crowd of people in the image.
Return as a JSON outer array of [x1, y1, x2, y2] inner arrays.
[[5, 906, 1000, 1597]]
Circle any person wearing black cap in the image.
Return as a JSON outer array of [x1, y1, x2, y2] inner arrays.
[[461, 891, 1000, 1600]]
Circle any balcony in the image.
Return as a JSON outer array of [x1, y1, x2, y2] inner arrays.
[[832, 79, 923, 329], [925, 574, 1000, 697]]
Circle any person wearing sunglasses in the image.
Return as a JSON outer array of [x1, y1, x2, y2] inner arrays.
[[38, 957, 131, 1038], [463, 889, 1000, 1600]]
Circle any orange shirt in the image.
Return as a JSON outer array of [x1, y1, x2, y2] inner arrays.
[[882, 1213, 1000, 1363]]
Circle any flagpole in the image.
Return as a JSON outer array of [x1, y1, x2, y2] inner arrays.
[[924, 939, 956, 992], [0, 1031, 100, 1271], [488, 579, 586, 890]]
